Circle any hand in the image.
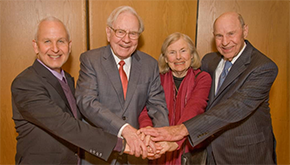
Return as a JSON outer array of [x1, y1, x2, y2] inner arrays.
[[157, 141, 178, 154], [122, 124, 148, 159], [124, 141, 156, 157], [147, 141, 178, 160], [124, 142, 130, 154], [137, 127, 157, 154], [138, 124, 189, 142]]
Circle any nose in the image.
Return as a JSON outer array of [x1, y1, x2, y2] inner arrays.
[[51, 42, 60, 53], [176, 52, 181, 60], [122, 32, 131, 43], [222, 36, 229, 46]]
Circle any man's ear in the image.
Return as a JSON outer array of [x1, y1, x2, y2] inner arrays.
[[68, 40, 72, 54], [106, 26, 111, 42], [243, 24, 249, 39], [32, 40, 39, 54]]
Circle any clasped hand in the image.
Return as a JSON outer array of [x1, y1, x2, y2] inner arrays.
[[122, 125, 178, 159]]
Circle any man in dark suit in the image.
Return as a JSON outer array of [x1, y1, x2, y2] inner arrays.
[[75, 6, 176, 165], [139, 12, 278, 164], [11, 16, 131, 165]]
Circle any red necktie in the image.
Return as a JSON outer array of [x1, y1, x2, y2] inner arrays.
[[119, 61, 128, 99]]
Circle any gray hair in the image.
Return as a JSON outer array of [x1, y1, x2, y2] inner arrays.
[[34, 16, 70, 41], [107, 6, 144, 33], [237, 13, 245, 27], [159, 32, 201, 74]]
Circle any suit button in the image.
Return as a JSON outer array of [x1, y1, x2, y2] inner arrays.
[[122, 116, 126, 120]]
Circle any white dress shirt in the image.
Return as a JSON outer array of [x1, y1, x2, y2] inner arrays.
[[111, 49, 132, 138], [215, 42, 247, 94]]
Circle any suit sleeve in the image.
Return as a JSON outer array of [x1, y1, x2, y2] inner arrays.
[[144, 61, 169, 127], [184, 59, 278, 146], [138, 106, 153, 128], [11, 73, 117, 161]]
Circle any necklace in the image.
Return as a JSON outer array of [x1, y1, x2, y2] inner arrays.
[[174, 85, 178, 93]]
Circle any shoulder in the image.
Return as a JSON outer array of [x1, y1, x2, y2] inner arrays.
[[252, 49, 277, 67], [135, 50, 157, 61], [133, 50, 158, 68], [11, 66, 40, 90], [202, 52, 220, 61], [193, 69, 211, 81], [80, 46, 108, 60], [242, 44, 278, 73], [243, 41, 277, 68]]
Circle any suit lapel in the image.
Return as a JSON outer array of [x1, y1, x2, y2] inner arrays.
[[101, 46, 125, 107], [32, 60, 72, 113], [210, 41, 253, 107], [207, 55, 222, 107], [123, 51, 141, 111]]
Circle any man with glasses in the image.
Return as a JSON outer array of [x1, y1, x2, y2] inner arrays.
[[76, 6, 176, 165]]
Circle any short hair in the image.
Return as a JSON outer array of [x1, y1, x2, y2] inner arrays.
[[107, 6, 144, 33], [159, 32, 201, 74], [237, 13, 245, 27], [34, 16, 70, 41]]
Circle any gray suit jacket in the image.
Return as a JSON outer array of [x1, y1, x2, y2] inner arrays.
[[12, 60, 117, 164], [76, 45, 169, 134], [183, 40, 278, 164], [75, 45, 169, 164]]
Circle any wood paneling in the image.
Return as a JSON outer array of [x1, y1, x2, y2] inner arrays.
[[1, 0, 289, 164], [1, 0, 197, 163], [0, 0, 86, 164], [88, 0, 197, 60], [196, 0, 289, 164]]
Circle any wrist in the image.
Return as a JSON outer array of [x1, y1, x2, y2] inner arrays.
[[180, 124, 189, 137]]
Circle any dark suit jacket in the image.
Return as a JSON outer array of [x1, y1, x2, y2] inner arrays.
[[75, 45, 169, 164], [11, 60, 117, 165], [183, 40, 278, 164]]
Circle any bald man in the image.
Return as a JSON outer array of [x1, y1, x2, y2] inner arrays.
[[11, 16, 130, 165], [139, 12, 278, 164]]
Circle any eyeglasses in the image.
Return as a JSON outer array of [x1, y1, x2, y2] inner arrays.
[[109, 26, 140, 40]]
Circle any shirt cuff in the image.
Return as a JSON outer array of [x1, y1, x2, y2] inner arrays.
[[117, 123, 129, 138], [113, 137, 123, 153]]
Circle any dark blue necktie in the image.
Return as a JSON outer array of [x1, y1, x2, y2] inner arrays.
[[217, 61, 232, 93]]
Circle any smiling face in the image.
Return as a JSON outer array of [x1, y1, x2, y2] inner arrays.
[[213, 12, 248, 61], [33, 20, 71, 73], [106, 11, 139, 60], [165, 38, 193, 78]]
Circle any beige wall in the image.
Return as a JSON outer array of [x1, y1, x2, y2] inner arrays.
[[88, 0, 197, 59], [1, 0, 289, 164], [196, 0, 289, 164], [0, 0, 87, 163], [0, 0, 197, 164]]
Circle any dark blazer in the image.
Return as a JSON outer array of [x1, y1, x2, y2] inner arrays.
[[183, 40, 278, 164], [11, 60, 117, 165], [75, 45, 169, 164]]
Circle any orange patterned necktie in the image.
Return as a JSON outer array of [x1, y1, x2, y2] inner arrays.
[[119, 60, 128, 99]]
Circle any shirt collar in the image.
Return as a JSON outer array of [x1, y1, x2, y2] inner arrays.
[[110, 48, 132, 67], [230, 41, 247, 64], [37, 59, 66, 81]]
